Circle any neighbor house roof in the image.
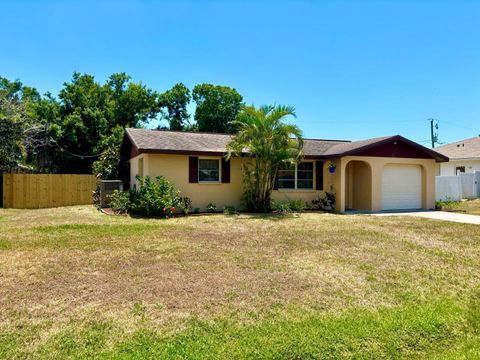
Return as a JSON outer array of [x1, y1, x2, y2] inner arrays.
[[434, 136, 480, 160], [124, 128, 448, 162]]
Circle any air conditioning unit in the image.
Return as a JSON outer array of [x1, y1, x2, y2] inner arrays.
[[99, 180, 123, 207]]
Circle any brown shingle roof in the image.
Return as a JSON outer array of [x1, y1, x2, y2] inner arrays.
[[124, 128, 447, 161], [434, 137, 480, 160], [125, 128, 348, 157]]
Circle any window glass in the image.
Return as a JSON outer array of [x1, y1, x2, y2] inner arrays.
[[297, 162, 313, 189], [276, 162, 314, 189], [199, 159, 220, 182], [277, 163, 295, 189]]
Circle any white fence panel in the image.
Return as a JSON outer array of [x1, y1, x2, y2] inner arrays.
[[460, 173, 476, 199], [436, 176, 462, 201], [475, 171, 480, 197]]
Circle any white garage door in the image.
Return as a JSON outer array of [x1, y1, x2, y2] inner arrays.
[[382, 164, 422, 210]]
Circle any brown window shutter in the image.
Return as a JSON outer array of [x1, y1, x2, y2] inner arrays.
[[221, 158, 230, 183], [316, 160, 324, 190], [189, 156, 198, 183]]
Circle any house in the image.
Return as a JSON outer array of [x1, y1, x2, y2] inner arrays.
[[121, 129, 448, 213], [434, 136, 480, 176]]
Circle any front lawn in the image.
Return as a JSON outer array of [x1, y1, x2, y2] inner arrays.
[[451, 199, 480, 215], [0, 206, 479, 358]]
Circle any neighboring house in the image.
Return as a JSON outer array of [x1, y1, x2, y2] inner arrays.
[[435, 136, 480, 176], [121, 129, 448, 213]]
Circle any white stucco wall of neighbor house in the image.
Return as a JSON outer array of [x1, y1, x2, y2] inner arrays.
[[438, 160, 480, 176]]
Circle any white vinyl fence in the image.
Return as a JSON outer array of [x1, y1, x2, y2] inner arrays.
[[436, 171, 480, 201]]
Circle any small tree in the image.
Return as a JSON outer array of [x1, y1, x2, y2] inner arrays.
[[227, 105, 303, 212]]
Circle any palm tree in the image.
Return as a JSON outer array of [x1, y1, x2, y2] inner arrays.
[[227, 105, 303, 212]]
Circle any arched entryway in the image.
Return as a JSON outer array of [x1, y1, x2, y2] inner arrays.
[[345, 160, 372, 211]]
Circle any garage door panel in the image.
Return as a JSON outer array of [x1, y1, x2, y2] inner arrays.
[[382, 165, 422, 210]]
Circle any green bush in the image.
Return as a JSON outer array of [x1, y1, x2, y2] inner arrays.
[[223, 206, 239, 215], [271, 201, 292, 214], [207, 202, 217, 213], [271, 199, 306, 214], [435, 197, 460, 211], [179, 197, 192, 215], [289, 199, 306, 212], [107, 189, 131, 214], [130, 176, 183, 217]]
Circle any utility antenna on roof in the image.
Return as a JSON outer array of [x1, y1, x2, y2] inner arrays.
[[428, 118, 439, 148]]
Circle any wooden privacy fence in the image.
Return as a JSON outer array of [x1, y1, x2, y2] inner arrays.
[[2, 174, 97, 209]]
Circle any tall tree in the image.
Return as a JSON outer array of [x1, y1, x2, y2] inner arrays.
[[0, 77, 50, 171], [158, 83, 191, 130], [192, 84, 243, 133], [0, 93, 25, 171], [227, 105, 303, 212], [53, 72, 160, 173]]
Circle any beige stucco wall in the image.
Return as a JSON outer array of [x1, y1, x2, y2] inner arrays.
[[332, 156, 436, 212], [130, 154, 328, 211], [129, 153, 436, 213]]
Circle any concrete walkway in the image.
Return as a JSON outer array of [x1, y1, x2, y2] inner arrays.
[[372, 210, 480, 225]]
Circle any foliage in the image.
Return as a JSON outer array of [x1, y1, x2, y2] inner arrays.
[[227, 104, 303, 212], [130, 176, 183, 217], [0, 96, 25, 171], [271, 199, 306, 213], [223, 206, 239, 215], [158, 83, 191, 130], [327, 161, 336, 171], [92, 126, 124, 180], [107, 190, 131, 214], [192, 84, 243, 133], [435, 197, 460, 211], [0, 77, 47, 171], [289, 199, 306, 212], [193, 207, 200, 214], [178, 196, 192, 215], [311, 191, 336, 210], [206, 202, 217, 213], [51, 72, 159, 173]]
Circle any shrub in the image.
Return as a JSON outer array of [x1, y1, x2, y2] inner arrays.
[[289, 199, 306, 212], [436, 197, 460, 211], [271, 201, 292, 214], [130, 176, 182, 217], [179, 197, 192, 215], [193, 207, 200, 214], [223, 206, 239, 215], [311, 192, 336, 210], [207, 202, 217, 213], [108, 189, 131, 214]]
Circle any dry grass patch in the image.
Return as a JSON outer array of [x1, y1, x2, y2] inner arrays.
[[0, 206, 479, 358]]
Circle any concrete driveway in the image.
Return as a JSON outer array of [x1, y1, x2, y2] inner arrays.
[[372, 210, 480, 225]]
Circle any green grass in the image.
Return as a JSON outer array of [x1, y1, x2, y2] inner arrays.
[[3, 299, 479, 359], [0, 205, 479, 359]]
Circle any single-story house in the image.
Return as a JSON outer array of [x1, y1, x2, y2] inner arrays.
[[434, 136, 480, 176], [121, 129, 448, 213]]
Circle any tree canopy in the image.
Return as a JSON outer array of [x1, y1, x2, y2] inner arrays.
[[0, 73, 246, 176], [192, 84, 243, 133], [158, 83, 191, 131]]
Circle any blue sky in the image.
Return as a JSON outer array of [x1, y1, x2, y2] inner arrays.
[[1, 0, 479, 146]]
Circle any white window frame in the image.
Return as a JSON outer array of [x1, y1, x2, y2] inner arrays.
[[198, 157, 221, 183], [277, 161, 315, 190]]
